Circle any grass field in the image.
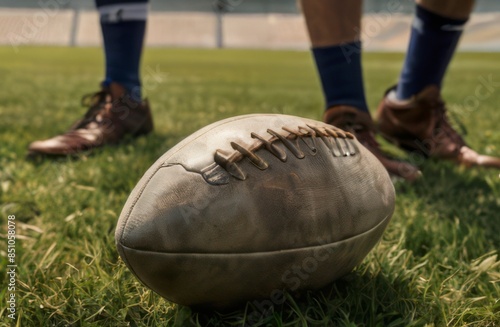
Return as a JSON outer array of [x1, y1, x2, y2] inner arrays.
[[0, 47, 499, 326]]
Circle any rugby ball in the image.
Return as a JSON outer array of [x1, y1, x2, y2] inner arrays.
[[115, 114, 395, 308]]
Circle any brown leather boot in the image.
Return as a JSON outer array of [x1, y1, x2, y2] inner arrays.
[[377, 85, 500, 168], [28, 83, 153, 156], [324, 106, 422, 182]]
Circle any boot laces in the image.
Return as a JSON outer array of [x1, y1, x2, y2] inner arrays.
[[432, 99, 466, 147], [73, 90, 111, 129]]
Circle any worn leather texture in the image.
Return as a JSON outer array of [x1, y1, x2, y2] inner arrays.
[[377, 85, 500, 169], [116, 114, 395, 308], [28, 90, 153, 156]]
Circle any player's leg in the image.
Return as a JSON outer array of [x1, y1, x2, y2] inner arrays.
[[300, 0, 421, 181], [99, 0, 147, 101], [377, 0, 500, 168], [28, 0, 153, 156], [301, 0, 368, 113], [397, 0, 473, 100]]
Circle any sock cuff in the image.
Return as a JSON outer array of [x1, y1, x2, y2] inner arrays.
[[98, 2, 149, 23], [415, 5, 468, 32]]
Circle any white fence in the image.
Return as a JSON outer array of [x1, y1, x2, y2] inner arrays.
[[1, 8, 500, 51]]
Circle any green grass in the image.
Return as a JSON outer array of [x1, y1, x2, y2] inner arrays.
[[1, 47, 499, 326]]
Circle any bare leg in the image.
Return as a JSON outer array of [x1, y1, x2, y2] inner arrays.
[[300, 0, 362, 47], [300, 0, 367, 112], [418, 0, 474, 19]]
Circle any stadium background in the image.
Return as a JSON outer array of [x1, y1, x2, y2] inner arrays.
[[1, 0, 500, 51]]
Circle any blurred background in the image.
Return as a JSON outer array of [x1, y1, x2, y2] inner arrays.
[[1, 0, 500, 51]]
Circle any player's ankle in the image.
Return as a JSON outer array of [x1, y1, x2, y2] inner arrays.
[[109, 82, 127, 99]]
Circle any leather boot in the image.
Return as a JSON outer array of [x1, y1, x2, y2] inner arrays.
[[324, 106, 422, 182], [28, 83, 153, 156], [377, 85, 500, 168]]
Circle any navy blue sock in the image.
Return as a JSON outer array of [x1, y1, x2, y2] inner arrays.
[[97, 1, 148, 101], [396, 5, 468, 100], [312, 41, 369, 112]]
